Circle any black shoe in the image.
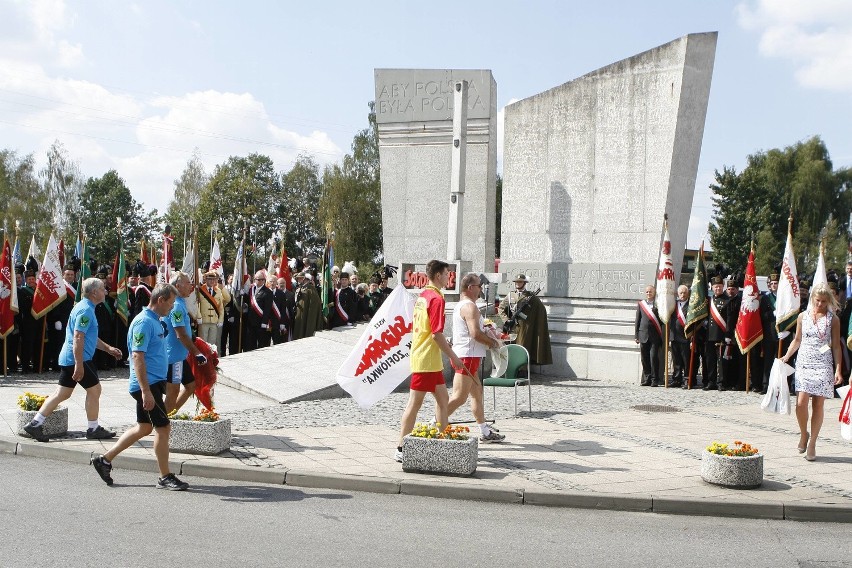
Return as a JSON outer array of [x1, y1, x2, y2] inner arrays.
[[86, 425, 116, 440], [156, 473, 189, 491], [749, 387, 763, 394], [702, 383, 716, 391], [91, 455, 114, 486], [681, 382, 690, 390], [669, 380, 683, 388], [23, 421, 49, 443], [640, 380, 652, 386], [718, 385, 728, 391], [650, 380, 661, 387], [759, 388, 767, 395]]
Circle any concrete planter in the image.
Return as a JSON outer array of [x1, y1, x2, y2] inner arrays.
[[402, 435, 478, 476], [701, 449, 763, 489], [17, 407, 68, 439], [169, 418, 232, 455]]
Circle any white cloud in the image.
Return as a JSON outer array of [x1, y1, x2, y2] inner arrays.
[[737, 0, 852, 91]]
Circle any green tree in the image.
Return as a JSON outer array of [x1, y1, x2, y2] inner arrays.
[[40, 140, 83, 239], [78, 170, 159, 263], [709, 136, 852, 276], [164, 151, 209, 259], [0, 149, 51, 244], [278, 154, 323, 257], [318, 102, 382, 267], [195, 153, 281, 268]]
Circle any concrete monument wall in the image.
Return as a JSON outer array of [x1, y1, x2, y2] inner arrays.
[[375, 69, 497, 273], [500, 33, 717, 381]]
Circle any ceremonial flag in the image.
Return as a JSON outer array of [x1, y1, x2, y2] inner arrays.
[[116, 238, 129, 325], [140, 237, 150, 264], [336, 285, 415, 408], [180, 239, 195, 283], [75, 234, 82, 260], [321, 238, 333, 319], [808, 242, 828, 312], [109, 249, 120, 293], [231, 241, 249, 295], [32, 233, 66, 318], [209, 238, 224, 280], [12, 236, 21, 267], [0, 239, 19, 339], [57, 238, 65, 271], [776, 230, 800, 335], [735, 248, 763, 353], [684, 242, 708, 338], [267, 250, 276, 275], [75, 239, 91, 302], [277, 244, 292, 291], [27, 235, 42, 272], [655, 224, 676, 324]]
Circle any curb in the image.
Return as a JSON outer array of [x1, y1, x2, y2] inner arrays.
[[2, 434, 852, 523]]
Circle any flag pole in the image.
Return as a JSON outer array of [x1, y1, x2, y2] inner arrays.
[[687, 336, 695, 389], [664, 320, 669, 388], [2, 226, 6, 378], [194, 229, 200, 310]]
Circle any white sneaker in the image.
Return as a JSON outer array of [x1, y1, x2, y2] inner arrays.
[[394, 449, 403, 463], [480, 430, 506, 443]]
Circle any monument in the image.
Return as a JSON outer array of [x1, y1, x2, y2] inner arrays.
[[374, 69, 498, 274], [500, 33, 717, 381]]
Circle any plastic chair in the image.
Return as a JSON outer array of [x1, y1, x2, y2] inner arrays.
[[483, 344, 531, 417]]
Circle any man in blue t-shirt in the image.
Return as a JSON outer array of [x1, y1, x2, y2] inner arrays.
[[163, 271, 207, 413], [22, 277, 123, 442], [91, 283, 190, 491]]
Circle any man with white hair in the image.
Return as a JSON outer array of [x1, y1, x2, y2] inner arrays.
[[23, 277, 123, 442], [244, 270, 274, 350], [669, 284, 691, 388]]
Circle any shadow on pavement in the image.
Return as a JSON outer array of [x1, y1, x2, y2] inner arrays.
[[189, 483, 353, 503]]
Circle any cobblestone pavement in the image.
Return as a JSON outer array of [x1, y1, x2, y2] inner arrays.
[[2, 368, 850, 505]]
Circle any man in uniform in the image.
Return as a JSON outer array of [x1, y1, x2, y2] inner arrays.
[[758, 273, 780, 394], [329, 271, 357, 328], [243, 270, 273, 350], [725, 276, 745, 390], [669, 285, 691, 389], [198, 270, 229, 348], [635, 285, 664, 387], [17, 267, 39, 373], [293, 273, 323, 340], [704, 275, 734, 391], [498, 274, 552, 365]]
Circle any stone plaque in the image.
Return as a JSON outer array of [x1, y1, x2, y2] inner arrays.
[[497, 262, 569, 298], [566, 263, 654, 300], [375, 69, 493, 124]]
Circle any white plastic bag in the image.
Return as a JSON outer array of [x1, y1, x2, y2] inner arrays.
[[761, 358, 794, 415]]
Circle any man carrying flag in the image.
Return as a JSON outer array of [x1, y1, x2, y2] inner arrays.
[[684, 243, 709, 389], [735, 248, 765, 392], [1, 238, 19, 375], [32, 234, 67, 372], [704, 274, 734, 391], [47, 264, 77, 371], [655, 222, 676, 386]]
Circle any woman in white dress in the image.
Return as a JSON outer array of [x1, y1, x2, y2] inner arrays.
[[781, 283, 843, 461]]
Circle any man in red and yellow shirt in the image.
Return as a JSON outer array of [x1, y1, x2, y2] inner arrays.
[[396, 260, 463, 462]]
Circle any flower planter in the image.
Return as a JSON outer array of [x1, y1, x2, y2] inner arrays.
[[701, 449, 763, 489], [402, 435, 478, 476], [169, 418, 232, 455], [17, 407, 68, 439]]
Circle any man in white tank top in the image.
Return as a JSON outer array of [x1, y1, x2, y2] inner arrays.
[[447, 273, 505, 442]]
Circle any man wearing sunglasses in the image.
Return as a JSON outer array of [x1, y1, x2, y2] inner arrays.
[[244, 270, 274, 351]]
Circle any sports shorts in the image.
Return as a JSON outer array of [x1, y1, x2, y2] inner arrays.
[[451, 357, 481, 377], [166, 360, 195, 385], [410, 371, 445, 393], [57, 361, 99, 390], [130, 381, 169, 428]]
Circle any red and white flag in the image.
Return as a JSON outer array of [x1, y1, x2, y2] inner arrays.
[[32, 233, 67, 319], [209, 238, 224, 281], [277, 245, 292, 291], [655, 224, 676, 324], [336, 285, 415, 408], [0, 238, 19, 339], [735, 248, 764, 353]]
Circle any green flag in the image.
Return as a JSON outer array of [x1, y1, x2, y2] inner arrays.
[[75, 239, 91, 303], [116, 238, 129, 325], [684, 242, 708, 338]]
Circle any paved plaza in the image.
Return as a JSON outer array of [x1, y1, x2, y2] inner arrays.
[[2, 367, 851, 521]]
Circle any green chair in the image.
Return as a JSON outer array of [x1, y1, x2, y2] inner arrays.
[[483, 344, 531, 417]]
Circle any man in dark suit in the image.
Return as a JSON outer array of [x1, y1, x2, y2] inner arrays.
[[758, 273, 780, 394], [243, 270, 273, 351], [704, 276, 733, 391], [669, 285, 691, 389], [635, 285, 663, 387], [838, 262, 852, 381]]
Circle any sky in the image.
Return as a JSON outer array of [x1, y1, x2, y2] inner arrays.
[[1, 0, 851, 251]]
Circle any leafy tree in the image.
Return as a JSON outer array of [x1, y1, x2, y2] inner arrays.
[[709, 136, 852, 275], [78, 170, 160, 263], [278, 154, 323, 258], [318, 102, 382, 267], [164, 151, 209, 260], [0, 149, 52, 244], [40, 140, 83, 238], [195, 153, 282, 268]]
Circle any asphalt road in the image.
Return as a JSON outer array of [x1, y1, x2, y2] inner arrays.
[[2, 454, 848, 568]]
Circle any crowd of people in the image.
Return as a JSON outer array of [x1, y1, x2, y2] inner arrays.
[[3, 256, 395, 375]]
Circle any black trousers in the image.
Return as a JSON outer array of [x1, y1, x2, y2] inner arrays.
[[671, 341, 690, 383], [639, 340, 661, 384], [704, 342, 722, 387]]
